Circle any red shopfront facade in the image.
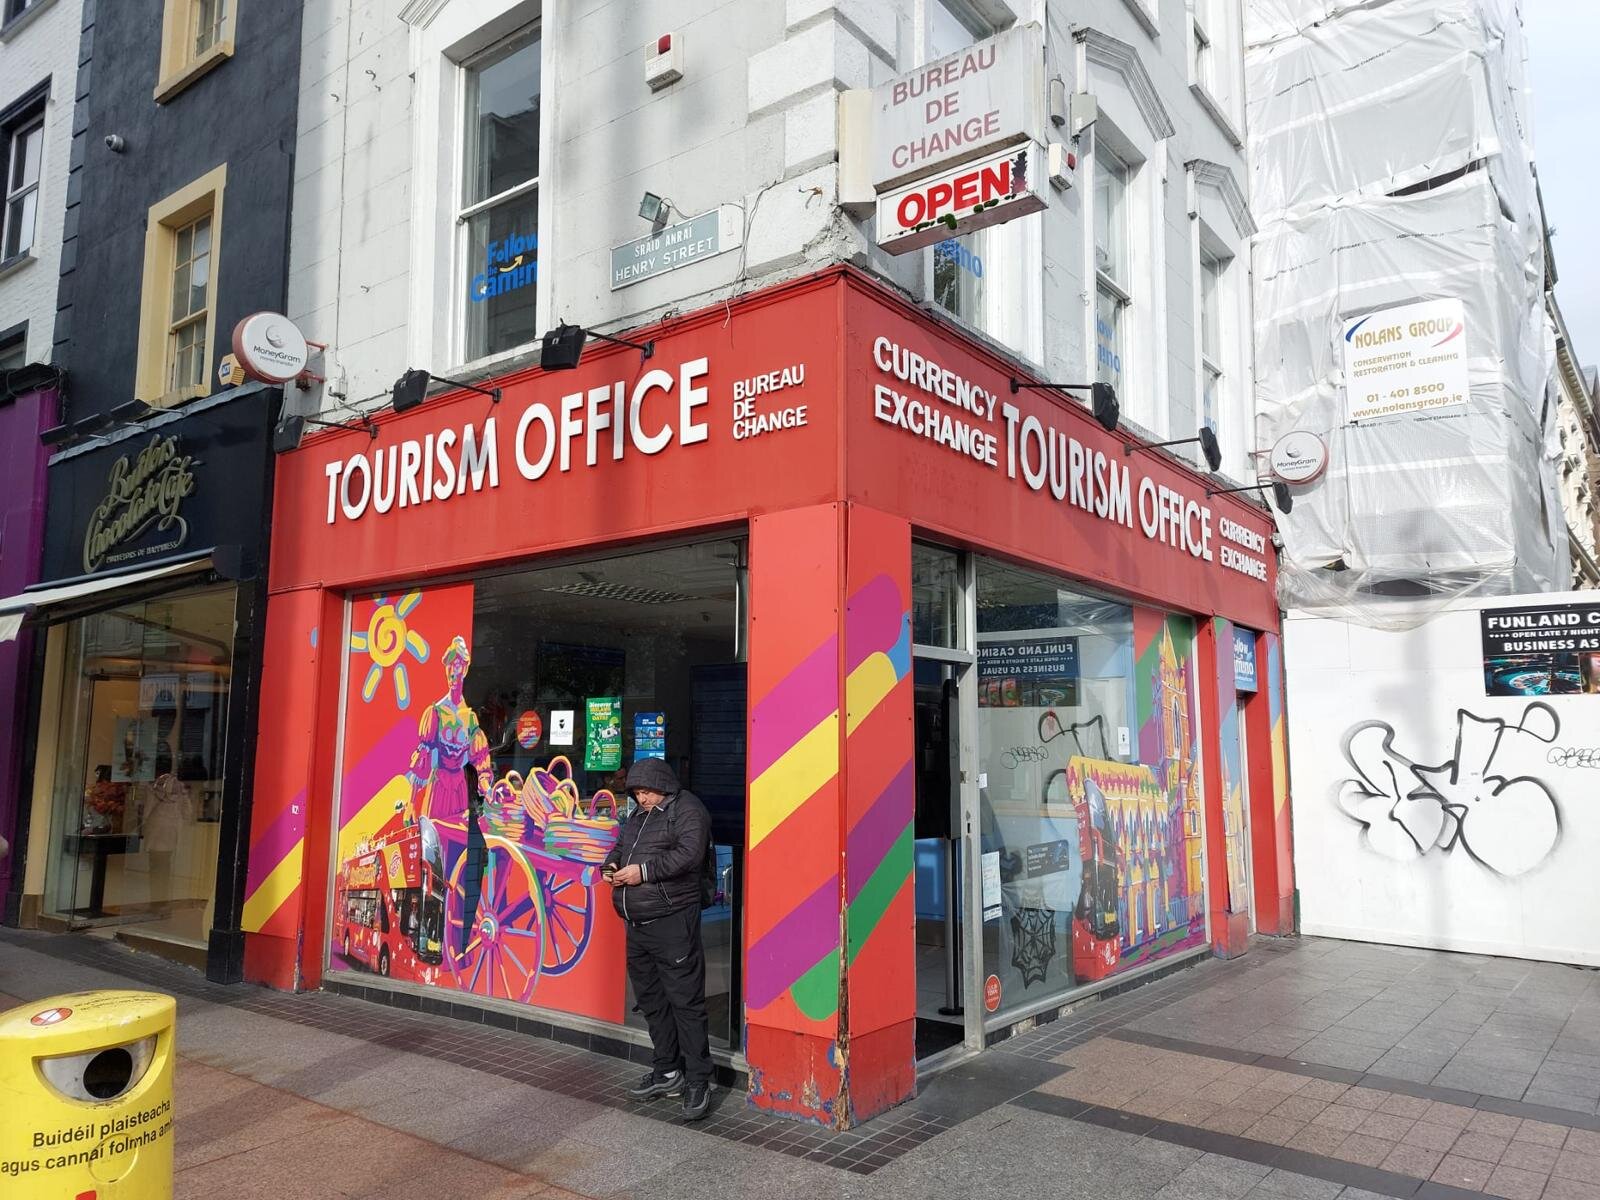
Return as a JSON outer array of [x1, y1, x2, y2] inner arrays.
[[239, 267, 1292, 1128]]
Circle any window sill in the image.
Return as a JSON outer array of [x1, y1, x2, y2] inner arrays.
[[153, 40, 235, 104], [1119, 0, 1160, 38], [0, 251, 38, 282], [1189, 82, 1243, 149], [0, 0, 59, 43], [444, 341, 546, 387], [145, 382, 210, 409]]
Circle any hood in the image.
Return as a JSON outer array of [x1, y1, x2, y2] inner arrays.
[[625, 758, 680, 795]]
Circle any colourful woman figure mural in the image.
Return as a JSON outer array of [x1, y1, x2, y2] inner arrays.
[[402, 635, 495, 953], [404, 636, 493, 824]]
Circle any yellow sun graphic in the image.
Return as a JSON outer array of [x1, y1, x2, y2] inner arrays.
[[349, 591, 430, 709]]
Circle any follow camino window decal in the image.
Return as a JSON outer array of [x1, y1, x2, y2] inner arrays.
[[470, 232, 537, 302]]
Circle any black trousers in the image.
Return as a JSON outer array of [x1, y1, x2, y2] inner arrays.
[[626, 905, 712, 1084]]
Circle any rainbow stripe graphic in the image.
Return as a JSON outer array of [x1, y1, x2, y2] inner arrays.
[[745, 573, 911, 1022]]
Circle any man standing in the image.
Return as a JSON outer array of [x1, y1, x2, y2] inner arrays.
[[603, 758, 714, 1120]]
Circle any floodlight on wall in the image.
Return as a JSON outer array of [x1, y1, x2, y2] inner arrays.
[[540, 322, 656, 372], [638, 191, 672, 228], [391, 368, 501, 414], [272, 411, 379, 454], [1124, 425, 1222, 472], [39, 422, 76, 447], [109, 398, 158, 426], [72, 411, 112, 438], [1008, 377, 1120, 434], [1206, 479, 1295, 515]]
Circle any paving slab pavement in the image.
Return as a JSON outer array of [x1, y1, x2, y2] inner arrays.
[[4, 929, 1600, 1200]]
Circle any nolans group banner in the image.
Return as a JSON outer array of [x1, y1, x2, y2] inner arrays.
[[585, 697, 622, 770]]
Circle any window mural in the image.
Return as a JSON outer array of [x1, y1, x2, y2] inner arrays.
[[331, 583, 627, 1020]]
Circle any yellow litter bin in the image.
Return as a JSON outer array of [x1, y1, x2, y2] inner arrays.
[[0, 991, 176, 1199]]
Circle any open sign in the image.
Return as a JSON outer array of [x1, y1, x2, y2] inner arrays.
[[876, 140, 1047, 255]]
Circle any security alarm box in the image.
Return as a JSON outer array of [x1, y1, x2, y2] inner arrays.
[[646, 34, 682, 91]]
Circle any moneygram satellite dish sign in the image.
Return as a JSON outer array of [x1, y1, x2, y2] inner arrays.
[[231, 312, 310, 385], [870, 22, 1047, 255]]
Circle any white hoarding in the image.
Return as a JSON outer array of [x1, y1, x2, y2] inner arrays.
[[870, 23, 1045, 191], [1340, 297, 1470, 423], [875, 141, 1047, 255], [1286, 597, 1600, 967]]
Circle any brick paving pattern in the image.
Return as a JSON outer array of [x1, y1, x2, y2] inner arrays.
[[1040, 1035, 1600, 1197], [5, 927, 1600, 1199]]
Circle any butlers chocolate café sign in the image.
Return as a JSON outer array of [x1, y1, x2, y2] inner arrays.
[[40, 387, 277, 583]]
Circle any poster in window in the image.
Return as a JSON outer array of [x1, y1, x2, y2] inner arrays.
[[978, 636, 1078, 708], [550, 709, 575, 746], [515, 710, 543, 748], [584, 697, 623, 771], [111, 717, 159, 782], [633, 711, 666, 760], [139, 674, 181, 711]]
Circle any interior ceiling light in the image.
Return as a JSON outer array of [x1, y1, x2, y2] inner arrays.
[[541, 581, 693, 605]]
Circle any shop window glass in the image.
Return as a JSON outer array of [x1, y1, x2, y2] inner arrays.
[[912, 542, 964, 649], [1200, 249, 1225, 438], [154, 0, 236, 104], [975, 559, 1205, 1020], [168, 213, 213, 391], [43, 586, 236, 948], [1192, 0, 1215, 92], [924, 1, 1036, 354], [331, 539, 746, 1049], [933, 236, 984, 327], [0, 325, 24, 369], [1095, 145, 1132, 395], [461, 28, 541, 363], [3, 112, 43, 262]]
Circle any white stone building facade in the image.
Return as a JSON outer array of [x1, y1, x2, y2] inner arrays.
[[1549, 292, 1600, 588], [286, 0, 1258, 482], [0, 0, 82, 368]]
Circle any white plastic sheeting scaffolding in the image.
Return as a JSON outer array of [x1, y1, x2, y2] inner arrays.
[[1246, 0, 1559, 623]]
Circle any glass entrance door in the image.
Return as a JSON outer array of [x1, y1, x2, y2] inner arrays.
[[913, 657, 969, 1060], [909, 540, 978, 1061], [43, 586, 236, 946]]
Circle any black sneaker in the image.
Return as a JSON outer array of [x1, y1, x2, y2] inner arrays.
[[627, 1070, 682, 1100], [682, 1081, 711, 1121]]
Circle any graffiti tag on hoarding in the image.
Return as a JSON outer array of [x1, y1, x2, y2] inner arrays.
[[1338, 703, 1561, 876], [1548, 746, 1600, 769]]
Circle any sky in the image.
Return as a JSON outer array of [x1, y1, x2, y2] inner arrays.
[[1527, 0, 1600, 365]]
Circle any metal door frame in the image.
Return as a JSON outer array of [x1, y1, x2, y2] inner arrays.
[[910, 547, 983, 1053]]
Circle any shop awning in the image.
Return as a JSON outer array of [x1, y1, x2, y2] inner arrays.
[[0, 557, 212, 644]]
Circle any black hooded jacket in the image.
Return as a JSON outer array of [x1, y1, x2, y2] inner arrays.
[[603, 759, 711, 923]]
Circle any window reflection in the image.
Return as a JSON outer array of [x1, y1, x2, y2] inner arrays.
[[912, 542, 963, 649], [975, 559, 1206, 1020]]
